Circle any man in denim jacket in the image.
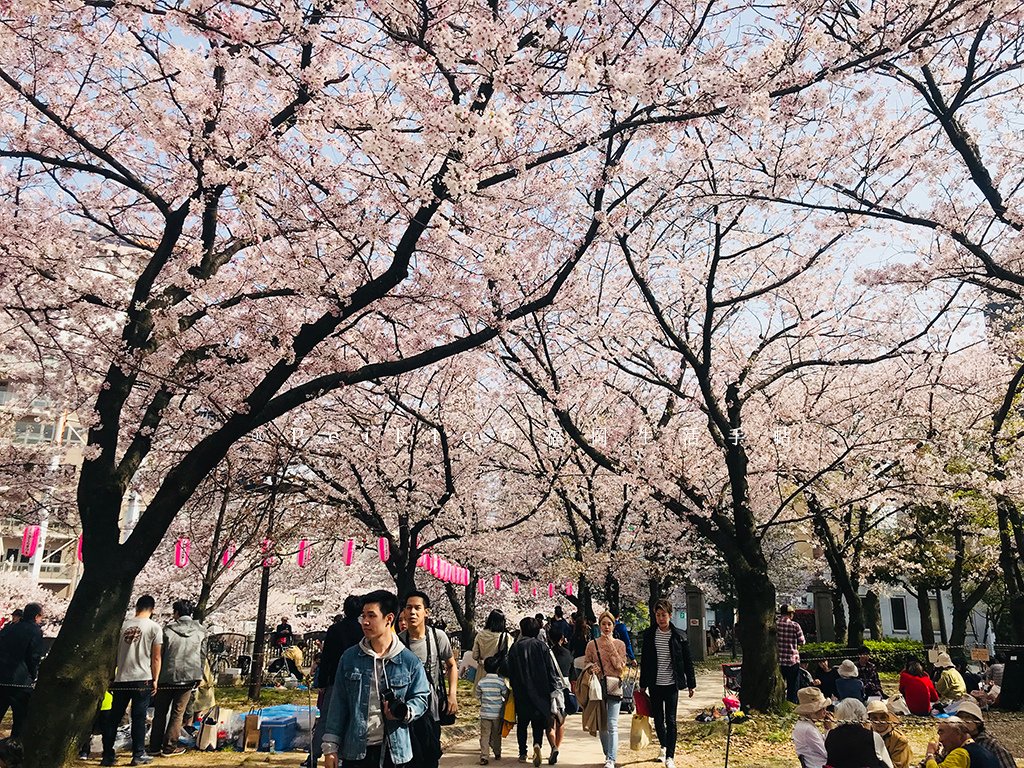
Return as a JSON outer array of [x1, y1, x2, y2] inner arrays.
[[322, 590, 430, 768]]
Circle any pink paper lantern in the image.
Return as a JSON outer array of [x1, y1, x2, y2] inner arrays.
[[261, 538, 275, 567], [548, 582, 555, 598], [174, 538, 190, 568], [417, 552, 427, 568], [297, 539, 311, 568], [76, 535, 83, 563], [565, 581, 574, 596], [442, 562, 451, 582], [343, 539, 355, 566], [531, 586, 538, 597], [493, 573, 501, 591], [21, 526, 40, 559], [221, 543, 236, 568], [477, 578, 485, 595], [429, 554, 440, 577], [378, 537, 390, 563], [513, 578, 520, 595]]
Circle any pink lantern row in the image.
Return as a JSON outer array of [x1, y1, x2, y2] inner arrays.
[[416, 552, 472, 586]]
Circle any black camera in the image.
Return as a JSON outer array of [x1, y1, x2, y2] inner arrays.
[[382, 689, 408, 720]]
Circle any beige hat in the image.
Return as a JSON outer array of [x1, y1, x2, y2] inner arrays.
[[866, 700, 898, 722], [795, 687, 829, 715], [955, 700, 984, 723], [838, 659, 859, 678], [935, 652, 954, 668]]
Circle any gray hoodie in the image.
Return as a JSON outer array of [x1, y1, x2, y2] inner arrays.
[[159, 616, 206, 684]]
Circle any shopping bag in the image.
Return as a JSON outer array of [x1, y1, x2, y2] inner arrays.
[[588, 672, 604, 701], [630, 715, 653, 751], [887, 694, 911, 716], [501, 691, 516, 738], [633, 688, 652, 718]]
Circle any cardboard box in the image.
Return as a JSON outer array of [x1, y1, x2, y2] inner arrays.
[[242, 712, 261, 751]]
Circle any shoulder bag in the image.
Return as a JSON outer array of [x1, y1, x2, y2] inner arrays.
[[595, 638, 624, 699]]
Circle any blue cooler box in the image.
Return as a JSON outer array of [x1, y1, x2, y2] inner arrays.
[[259, 716, 298, 751]]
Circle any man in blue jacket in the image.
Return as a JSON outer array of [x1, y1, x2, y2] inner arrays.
[[322, 590, 429, 768]]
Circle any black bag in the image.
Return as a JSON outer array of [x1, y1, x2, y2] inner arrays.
[[563, 688, 579, 715], [491, 632, 510, 678]]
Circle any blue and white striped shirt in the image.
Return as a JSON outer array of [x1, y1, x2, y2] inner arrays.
[[476, 673, 509, 720]]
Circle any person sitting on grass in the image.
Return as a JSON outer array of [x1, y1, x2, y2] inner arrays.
[[835, 660, 866, 702], [953, 701, 1016, 768], [933, 653, 967, 704], [792, 687, 834, 768], [921, 717, 996, 768], [866, 700, 911, 768], [823, 698, 893, 768], [899, 658, 938, 715]]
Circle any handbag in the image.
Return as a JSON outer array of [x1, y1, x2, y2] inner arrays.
[[588, 670, 604, 701], [564, 688, 580, 715], [595, 640, 623, 699], [629, 714, 653, 750], [493, 632, 510, 677]]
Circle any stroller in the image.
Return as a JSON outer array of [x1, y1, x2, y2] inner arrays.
[[620, 665, 640, 714]]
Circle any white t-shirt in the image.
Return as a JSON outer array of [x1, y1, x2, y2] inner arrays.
[[114, 617, 163, 683], [792, 719, 827, 768]]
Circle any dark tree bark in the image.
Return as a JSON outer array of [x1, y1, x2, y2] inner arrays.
[[444, 572, 477, 653], [863, 590, 882, 641], [832, 586, 848, 644], [604, 571, 621, 618], [914, 586, 935, 645]]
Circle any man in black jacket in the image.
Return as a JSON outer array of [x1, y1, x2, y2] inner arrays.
[[640, 599, 696, 768], [306, 594, 364, 768], [0, 602, 45, 738]]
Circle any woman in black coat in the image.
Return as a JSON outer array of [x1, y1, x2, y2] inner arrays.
[[507, 616, 561, 766], [639, 599, 696, 768]]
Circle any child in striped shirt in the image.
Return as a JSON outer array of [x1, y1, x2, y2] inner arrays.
[[475, 656, 508, 765]]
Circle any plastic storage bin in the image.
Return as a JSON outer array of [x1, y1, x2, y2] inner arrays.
[[259, 716, 297, 751]]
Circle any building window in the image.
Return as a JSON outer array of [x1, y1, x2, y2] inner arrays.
[[13, 419, 55, 444], [890, 597, 908, 632], [0, 382, 12, 405], [61, 424, 86, 445]]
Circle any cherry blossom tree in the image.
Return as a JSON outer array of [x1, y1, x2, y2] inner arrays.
[[0, 0, 1003, 758]]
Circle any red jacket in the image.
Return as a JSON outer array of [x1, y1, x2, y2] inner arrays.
[[899, 671, 938, 715]]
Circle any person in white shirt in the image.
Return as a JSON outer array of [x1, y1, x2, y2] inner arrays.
[[102, 595, 163, 766], [792, 687, 833, 768]]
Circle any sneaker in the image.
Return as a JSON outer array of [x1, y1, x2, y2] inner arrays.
[[548, 749, 558, 765], [532, 746, 542, 767], [659, 747, 667, 763], [78, 751, 90, 760], [518, 756, 527, 764], [666, 759, 676, 768], [161, 748, 187, 756], [480, 759, 489, 766], [604, 761, 615, 768], [131, 755, 155, 766], [100, 760, 115, 767]]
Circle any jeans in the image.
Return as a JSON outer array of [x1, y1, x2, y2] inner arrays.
[[479, 716, 502, 758], [599, 698, 622, 761], [103, 684, 152, 759], [649, 685, 679, 758], [149, 683, 195, 753], [0, 689, 30, 739], [312, 684, 334, 763], [780, 664, 800, 704], [515, 707, 547, 756]]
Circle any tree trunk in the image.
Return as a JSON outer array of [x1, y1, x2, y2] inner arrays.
[[863, 590, 882, 641], [915, 587, 935, 645], [846, 591, 865, 648], [23, 567, 133, 768], [832, 586, 847, 644], [247, 564, 273, 700], [648, 574, 671, 621], [734, 568, 784, 712], [604, 570, 621, 618], [444, 576, 477, 653], [576, 574, 596, 623]]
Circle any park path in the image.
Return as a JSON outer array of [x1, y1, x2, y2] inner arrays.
[[440, 669, 723, 767]]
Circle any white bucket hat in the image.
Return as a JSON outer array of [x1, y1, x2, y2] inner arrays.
[[935, 652, 954, 668], [838, 659, 859, 678], [795, 687, 829, 715]]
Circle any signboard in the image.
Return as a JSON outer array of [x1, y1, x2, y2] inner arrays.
[[690, 619, 700, 627], [970, 647, 990, 662]]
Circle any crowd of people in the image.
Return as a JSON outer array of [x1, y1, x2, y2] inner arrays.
[[302, 594, 697, 768]]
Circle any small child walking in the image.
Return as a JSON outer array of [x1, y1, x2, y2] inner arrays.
[[476, 656, 508, 765]]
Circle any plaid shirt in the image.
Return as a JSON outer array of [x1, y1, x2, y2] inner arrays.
[[975, 732, 1017, 768], [776, 616, 804, 666]]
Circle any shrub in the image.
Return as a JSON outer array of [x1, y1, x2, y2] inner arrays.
[[798, 639, 925, 672]]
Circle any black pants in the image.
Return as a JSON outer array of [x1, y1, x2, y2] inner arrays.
[[780, 664, 800, 704], [408, 713, 441, 768], [649, 685, 679, 759], [0, 689, 30, 739], [342, 744, 403, 767], [515, 706, 548, 756], [103, 685, 152, 759]]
